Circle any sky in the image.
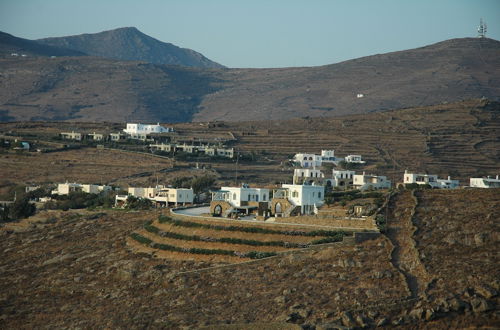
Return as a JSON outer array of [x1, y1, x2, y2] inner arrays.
[[1, 0, 499, 68]]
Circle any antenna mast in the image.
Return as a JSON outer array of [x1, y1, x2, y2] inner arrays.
[[477, 18, 487, 38]]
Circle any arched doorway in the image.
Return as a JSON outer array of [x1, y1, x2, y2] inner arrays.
[[213, 204, 222, 216], [275, 202, 282, 215]]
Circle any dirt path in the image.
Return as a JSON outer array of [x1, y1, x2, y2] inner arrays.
[[385, 191, 429, 299]]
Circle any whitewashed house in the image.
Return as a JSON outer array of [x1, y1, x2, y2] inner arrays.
[[403, 170, 459, 189], [353, 172, 391, 191], [123, 185, 194, 206], [153, 187, 194, 206], [109, 132, 127, 142], [52, 183, 112, 195], [345, 155, 365, 164], [215, 185, 269, 207], [87, 132, 105, 141], [60, 131, 82, 141], [326, 170, 355, 189], [293, 168, 324, 184], [210, 184, 269, 217], [149, 143, 174, 152], [469, 176, 500, 188], [293, 153, 322, 168], [321, 150, 341, 164], [123, 123, 172, 135], [273, 184, 324, 216]]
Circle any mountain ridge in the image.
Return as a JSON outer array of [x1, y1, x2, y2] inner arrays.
[[0, 35, 499, 122], [35, 27, 224, 69], [0, 31, 87, 57]]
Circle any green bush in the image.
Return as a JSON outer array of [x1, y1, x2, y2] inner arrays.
[[145, 223, 304, 248], [130, 233, 153, 245], [134, 235, 277, 259]]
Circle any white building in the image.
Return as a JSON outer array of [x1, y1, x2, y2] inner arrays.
[[125, 185, 194, 206], [293, 153, 322, 168], [321, 150, 341, 163], [109, 132, 127, 142], [353, 172, 391, 191], [293, 168, 324, 184], [52, 183, 112, 195], [215, 185, 269, 207], [87, 132, 105, 141], [403, 171, 459, 189], [128, 187, 158, 199], [326, 170, 355, 189], [153, 187, 194, 206], [469, 176, 500, 188], [273, 184, 324, 216], [60, 131, 82, 141], [123, 123, 172, 135], [345, 155, 365, 164]]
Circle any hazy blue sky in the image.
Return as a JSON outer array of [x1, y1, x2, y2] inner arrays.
[[1, 0, 499, 68]]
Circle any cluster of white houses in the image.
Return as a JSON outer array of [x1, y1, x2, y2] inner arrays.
[[59, 122, 234, 159], [149, 142, 234, 158], [45, 170, 499, 219], [60, 123, 174, 142]]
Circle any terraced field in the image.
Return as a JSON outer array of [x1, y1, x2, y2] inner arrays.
[[128, 215, 351, 263], [178, 99, 500, 184]]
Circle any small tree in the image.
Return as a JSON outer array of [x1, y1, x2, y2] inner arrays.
[[9, 197, 36, 220]]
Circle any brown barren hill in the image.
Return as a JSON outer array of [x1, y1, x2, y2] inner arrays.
[[0, 37, 499, 122]]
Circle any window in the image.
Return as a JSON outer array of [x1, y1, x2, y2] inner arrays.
[[233, 193, 237, 200], [263, 194, 266, 200], [318, 192, 321, 198]]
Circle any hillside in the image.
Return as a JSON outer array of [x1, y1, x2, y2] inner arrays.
[[36, 27, 224, 69], [0, 37, 498, 122], [195, 37, 500, 121], [0, 99, 498, 189], [0, 31, 86, 58], [0, 56, 220, 122], [0, 189, 498, 328]]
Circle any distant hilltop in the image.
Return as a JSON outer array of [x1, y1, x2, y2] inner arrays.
[[35, 27, 225, 69], [0, 33, 499, 122]]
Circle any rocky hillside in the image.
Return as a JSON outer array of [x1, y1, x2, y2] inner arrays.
[[0, 31, 86, 58], [0, 37, 499, 122], [36, 27, 224, 69], [0, 56, 220, 122], [0, 188, 498, 328], [196, 37, 500, 121]]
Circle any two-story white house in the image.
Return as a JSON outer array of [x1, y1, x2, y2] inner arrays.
[[216, 185, 269, 207], [326, 170, 355, 189], [210, 184, 269, 217], [293, 153, 323, 168], [153, 187, 194, 206], [272, 184, 324, 216], [293, 168, 325, 185], [353, 172, 391, 191]]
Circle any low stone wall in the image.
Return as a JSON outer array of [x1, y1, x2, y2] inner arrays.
[[274, 215, 378, 231]]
